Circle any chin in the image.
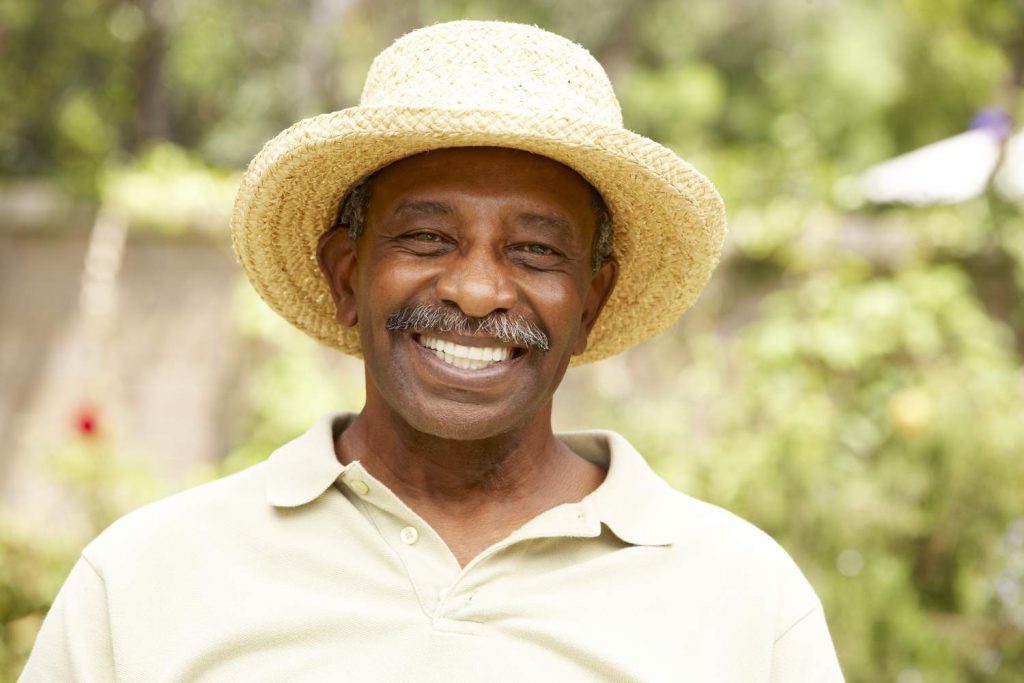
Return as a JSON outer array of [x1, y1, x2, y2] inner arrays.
[[391, 397, 537, 442]]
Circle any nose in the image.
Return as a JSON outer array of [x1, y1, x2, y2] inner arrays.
[[434, 244, 517, 318]]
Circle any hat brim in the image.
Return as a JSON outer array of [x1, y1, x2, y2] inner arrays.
[[231, 105, 726, 365]]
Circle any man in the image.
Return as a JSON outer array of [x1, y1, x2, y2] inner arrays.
[[22, 21, 844, 681]]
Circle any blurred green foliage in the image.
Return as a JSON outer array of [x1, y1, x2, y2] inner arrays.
[[573, 262, 1024, 681], [220, 282, 367, 474], [3, 0, 1024, 681], [100, 143, 239, 235], [0, 520, 70, 679]]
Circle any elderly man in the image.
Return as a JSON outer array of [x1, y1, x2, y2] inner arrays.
[[22, 21, 844, 682]]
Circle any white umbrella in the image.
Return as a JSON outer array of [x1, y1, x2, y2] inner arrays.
[[858, 108, 1024, 205]]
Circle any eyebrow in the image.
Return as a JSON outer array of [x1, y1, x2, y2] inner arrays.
[[392, 200, 575, 240], [516, 212, 573, 241], [393, 199, 455, 217]]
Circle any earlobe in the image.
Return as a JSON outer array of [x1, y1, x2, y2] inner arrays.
[[573, 259, 619, 355], [316, 228, 359, 327]]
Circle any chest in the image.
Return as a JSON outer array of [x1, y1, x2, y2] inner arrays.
[[102, 526, 777, 683]]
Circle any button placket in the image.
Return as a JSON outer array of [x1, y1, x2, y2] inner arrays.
[[346, 466, 464, 620], [392, 523, 466, 623], [337, 462, 492, 627]]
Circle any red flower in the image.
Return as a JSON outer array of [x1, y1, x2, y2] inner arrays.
[[74, 405, 100, 437]]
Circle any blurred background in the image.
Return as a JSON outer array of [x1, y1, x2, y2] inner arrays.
[[2, 0, 1023, 680]]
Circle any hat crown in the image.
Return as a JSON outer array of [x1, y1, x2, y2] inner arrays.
[[360, 21, 623, 128]]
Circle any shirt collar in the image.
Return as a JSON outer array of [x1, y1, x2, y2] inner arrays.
[[558, 429, 678, 546], [264, 412, 348, 507], [265, 412, 678, 546]]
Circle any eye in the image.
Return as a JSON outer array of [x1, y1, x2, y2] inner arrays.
[[509, 242, 567, 270], [519, 243, 556, 255], [407, 231, 443, 242], [398, 230, 451, 246], [395, 230, 455, 256]]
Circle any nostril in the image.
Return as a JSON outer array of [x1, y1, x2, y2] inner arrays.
[[434, 256, 517, 317]]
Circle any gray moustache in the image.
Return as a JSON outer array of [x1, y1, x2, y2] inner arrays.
[[385, 304, 550, 351]]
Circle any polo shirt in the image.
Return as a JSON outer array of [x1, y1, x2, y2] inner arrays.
[[21, 412, 844, 682]]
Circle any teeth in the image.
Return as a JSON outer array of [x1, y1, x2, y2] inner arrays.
[[418, 335, 514, 370]]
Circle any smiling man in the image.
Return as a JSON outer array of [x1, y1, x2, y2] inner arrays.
[[316, 147, 616, 567], [22, 21, 844, 682]]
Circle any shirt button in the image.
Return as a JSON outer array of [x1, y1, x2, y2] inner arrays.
[[348, 479, 370, 495], [399, 526, 419, 545]]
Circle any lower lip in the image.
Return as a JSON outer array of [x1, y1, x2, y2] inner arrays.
[[407, 334, 525, 388]]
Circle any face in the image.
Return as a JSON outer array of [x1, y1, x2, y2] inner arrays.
[[318, 147, 618, 440]]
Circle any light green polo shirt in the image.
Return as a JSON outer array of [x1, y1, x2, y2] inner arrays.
[[21, 413, 844, 682]]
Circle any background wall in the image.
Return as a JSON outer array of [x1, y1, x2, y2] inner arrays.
[[2, 0, 1023, 680]]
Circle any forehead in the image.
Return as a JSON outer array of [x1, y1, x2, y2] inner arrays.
[[369, 147, 599, 222]]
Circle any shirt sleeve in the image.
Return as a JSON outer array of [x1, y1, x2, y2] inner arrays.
[[19, 556, 116, 683], [769, 604, 845, 683]]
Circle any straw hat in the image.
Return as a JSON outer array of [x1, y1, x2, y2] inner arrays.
[[231, 20, 726, 365]]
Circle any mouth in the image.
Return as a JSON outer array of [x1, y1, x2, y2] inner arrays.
[[413, 333, 523, 371]]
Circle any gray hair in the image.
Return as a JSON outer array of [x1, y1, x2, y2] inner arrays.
[[334, 172, 614, 272]]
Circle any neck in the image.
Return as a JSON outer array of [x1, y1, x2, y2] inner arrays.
[[337, 396, 570, 508], [334, 388, 606, 568]]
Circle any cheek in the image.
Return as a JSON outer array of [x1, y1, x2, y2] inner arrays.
[[360, 258, 439, 318], [522, 279, 587, 347]]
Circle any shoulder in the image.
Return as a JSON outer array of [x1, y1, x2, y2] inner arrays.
[[665, 490, 795, 565], [80, 463, 270, 572], [658, 487, 824, 628], [582, 426, 820, 613]]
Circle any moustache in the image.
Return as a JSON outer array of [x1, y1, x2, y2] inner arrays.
[[385, 303, 550, 351]]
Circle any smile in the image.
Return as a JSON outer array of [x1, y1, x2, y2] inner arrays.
[[416, 334, 515, 370]]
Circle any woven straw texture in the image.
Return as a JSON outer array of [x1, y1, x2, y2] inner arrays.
[[231, 20, 727, 365]]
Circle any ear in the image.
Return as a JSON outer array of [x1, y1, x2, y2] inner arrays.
[[316, 228, 359, 327], [573, 259, 619, 356]]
